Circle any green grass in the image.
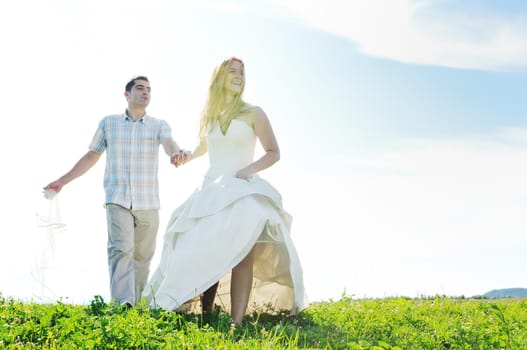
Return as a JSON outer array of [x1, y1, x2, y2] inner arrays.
[[1, 294, 526, 349]]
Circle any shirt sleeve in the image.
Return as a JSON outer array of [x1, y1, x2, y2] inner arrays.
[[89, 118, 107, 152], [159, 119, 173, 142]]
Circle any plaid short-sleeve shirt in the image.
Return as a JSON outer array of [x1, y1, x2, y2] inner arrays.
[[89, 113, 173, 210]]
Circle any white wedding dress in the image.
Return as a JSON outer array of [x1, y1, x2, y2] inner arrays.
[[142, 119, 307, 314]]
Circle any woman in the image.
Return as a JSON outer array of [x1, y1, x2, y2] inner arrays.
[[142, 57, 307, 324]]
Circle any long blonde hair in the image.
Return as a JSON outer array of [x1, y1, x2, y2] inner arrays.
[[199, 57, 251, 137]]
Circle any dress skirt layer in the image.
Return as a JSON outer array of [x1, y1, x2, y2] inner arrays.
[[142, 175, 307, 314]]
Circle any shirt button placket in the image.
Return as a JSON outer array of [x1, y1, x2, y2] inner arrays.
[[129, 121, 137, 209]]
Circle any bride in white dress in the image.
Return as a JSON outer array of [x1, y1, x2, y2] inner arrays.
[[142, 57, 307, 324]]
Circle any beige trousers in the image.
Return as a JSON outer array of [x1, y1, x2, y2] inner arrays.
[[105, 204, 159, 305]]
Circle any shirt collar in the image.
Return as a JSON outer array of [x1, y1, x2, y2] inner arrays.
[[124, 110, 146, 123]]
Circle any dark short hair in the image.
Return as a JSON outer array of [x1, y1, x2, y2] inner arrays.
[[125, 76, 149, 92]]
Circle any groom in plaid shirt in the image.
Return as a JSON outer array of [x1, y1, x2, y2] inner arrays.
[[44, 76, 187, 307]]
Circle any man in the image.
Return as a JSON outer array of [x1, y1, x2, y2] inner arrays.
[[44, 76, 186, 307]]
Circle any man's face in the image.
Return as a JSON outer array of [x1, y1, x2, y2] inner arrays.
[[126, 79, 151, 107]]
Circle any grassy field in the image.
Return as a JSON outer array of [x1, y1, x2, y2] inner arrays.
[[1, 294, 526, 349]]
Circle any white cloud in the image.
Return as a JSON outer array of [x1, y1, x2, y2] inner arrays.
[[350, 128, 527, 225], [275, 0, 527, 71], [284, 126, 527, 299]]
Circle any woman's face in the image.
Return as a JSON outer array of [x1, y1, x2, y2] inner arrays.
[[223, 60, 244, 94]]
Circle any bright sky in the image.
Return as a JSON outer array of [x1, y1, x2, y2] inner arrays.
[[1, 0, 526, 304]]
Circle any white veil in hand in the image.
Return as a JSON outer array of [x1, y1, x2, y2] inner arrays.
[[32, 189, 66, 302]]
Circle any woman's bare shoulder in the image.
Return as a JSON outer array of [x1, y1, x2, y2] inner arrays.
[[244, 104, 266, 120], [237, 103, 261, 126]]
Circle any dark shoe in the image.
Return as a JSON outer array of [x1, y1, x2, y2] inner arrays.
[[121, 302, 133, 310], [201, 282, 219, 316]]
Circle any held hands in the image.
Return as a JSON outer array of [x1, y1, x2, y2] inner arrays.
[[171, 150, 191, 168]]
